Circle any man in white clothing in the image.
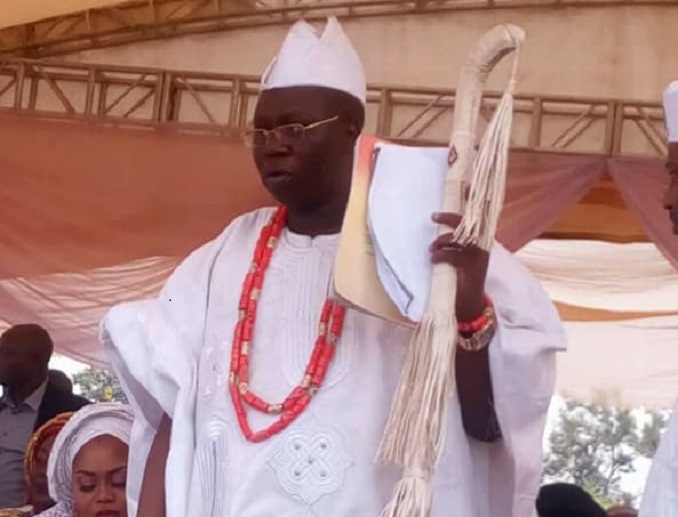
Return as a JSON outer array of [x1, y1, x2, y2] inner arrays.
[[638, 81, 678, 517], [101, 17, 565, 517]]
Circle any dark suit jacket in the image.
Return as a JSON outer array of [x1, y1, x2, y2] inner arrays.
[[34, 380, 90, 431]]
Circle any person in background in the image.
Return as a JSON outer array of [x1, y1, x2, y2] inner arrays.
[[0, 325, 90, 509], [536, 483, 607, 517], [637, 80, 678, 517], [35, 403, 133, 517], [46, 371, 73, 395], [663, 81, 678, 233], [24, 412, 75, 513]]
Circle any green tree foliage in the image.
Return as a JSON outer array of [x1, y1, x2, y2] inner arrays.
[[72, 368, 128, 403], [544, 399, 668, 506]]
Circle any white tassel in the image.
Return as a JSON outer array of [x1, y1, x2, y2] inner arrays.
[[455, 71, 517, 250], [377, 307, 456, 469], [380, 468, 433, 517], [376, 26, 523, 517], [454, 50, 518, 250]]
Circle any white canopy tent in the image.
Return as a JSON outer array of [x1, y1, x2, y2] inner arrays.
[[0, 4, 676, 412], [4, 239, 676, 409], [517, 240, 678, 409]]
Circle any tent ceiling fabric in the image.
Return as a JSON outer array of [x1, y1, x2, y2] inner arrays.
[[554, 303, 678, 323], [0, 0, 129, 29], [0, 112, 676, 408], [516, 240, 678, 313], [547, 178, 648, 243], [0, 113, 272, 279], [559, 316, 678, 409]]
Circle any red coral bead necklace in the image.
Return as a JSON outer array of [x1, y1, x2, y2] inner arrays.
[[228, 205, 346, 443]]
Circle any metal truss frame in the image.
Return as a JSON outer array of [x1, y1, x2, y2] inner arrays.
[[0, 57, 665, 157], [0, 0, 674, 57]]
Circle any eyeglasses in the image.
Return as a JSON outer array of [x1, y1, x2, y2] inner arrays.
[[242, 116, 339, 148]]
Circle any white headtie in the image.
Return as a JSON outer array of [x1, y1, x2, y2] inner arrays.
[[47, 403, 134, 510], [663, 80, 678, 143], [261, 17, 366, 105]]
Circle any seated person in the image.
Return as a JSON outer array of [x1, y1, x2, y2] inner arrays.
[[46, 372, 73, 394], [24, 413, 75, 513], [35, 404, 133, 517], [0, 325, 89, 512], [536, 483, 607, 517]]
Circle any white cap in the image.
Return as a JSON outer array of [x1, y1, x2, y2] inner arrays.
[[663, 80, 678, 142], [261, 17, 366, 105]]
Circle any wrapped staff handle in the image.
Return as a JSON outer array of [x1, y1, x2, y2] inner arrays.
[[446, 23, 524, 216], [378, 24, 524, 517]]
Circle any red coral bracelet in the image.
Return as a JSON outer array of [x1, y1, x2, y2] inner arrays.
[[458, 295, 493, 333]]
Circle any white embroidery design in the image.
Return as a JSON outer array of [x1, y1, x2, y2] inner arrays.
[[196, 417, 230, 517], [268, 425, 352, 504], [278, 249, 353, 390], [199, 341, 230, 400], [280, 510, 318, 517]]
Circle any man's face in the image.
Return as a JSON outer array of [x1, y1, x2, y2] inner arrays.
[[665, 143, 678, 234], [251, 86, 355, 210], [0, 335, 33, 387]]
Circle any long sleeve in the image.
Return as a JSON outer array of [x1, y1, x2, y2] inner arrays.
[[481, 243, 567, 517], [639, 405, 678, 517], [99, 208, 274, 517]]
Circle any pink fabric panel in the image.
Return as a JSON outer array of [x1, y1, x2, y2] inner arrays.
[[609, 156, 678, 269], [498, 151, 607, 251]]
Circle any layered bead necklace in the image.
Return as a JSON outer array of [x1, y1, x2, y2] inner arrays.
[[228, 205, 346, 443]]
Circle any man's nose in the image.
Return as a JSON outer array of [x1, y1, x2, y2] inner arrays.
[[664, 187, 675, 210], [262, 139, 292, 155]]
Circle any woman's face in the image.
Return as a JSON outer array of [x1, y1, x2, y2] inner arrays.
[[28, 434, 57, 512], [71, 435, 129, 517]]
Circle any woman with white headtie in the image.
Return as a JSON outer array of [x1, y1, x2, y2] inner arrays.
[[35, 403, 133, 517]]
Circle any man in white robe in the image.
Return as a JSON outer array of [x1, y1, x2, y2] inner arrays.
[[101, 17, 566, 517], [638, 81, 678, 517]]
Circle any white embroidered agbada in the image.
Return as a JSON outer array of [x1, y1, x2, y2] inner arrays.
[[101, 18, 566, 517], [638, 81, 678, 517]]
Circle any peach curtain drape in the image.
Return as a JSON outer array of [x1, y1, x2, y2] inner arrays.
[[0, 113, 671, 364]]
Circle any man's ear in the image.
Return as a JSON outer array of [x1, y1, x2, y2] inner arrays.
[[347, 118, 361, 138]]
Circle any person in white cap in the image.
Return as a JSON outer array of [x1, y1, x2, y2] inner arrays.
[[101, 17, 564, 517], [662, 81, 678, 233], [637, 82, 678, 517]]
